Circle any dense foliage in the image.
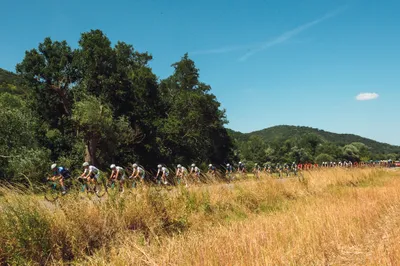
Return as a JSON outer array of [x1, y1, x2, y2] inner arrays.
[[1, 30, 399, 183], [228, 126, 400, 165], [0, 30, 234, 183]]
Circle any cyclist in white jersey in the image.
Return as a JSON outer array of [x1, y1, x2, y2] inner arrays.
[[130, 163, 145, 185], [190, 163, 201, 182], [80, 162, 100, 192], [109, 164, 125, 192], [176, 164, 188, 186], [156, 164, 169, 185]]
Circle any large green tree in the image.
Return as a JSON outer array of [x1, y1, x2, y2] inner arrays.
[[157, 54, 234, 165]]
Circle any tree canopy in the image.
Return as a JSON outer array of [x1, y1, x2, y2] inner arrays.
[[0, 30, 235, 182]]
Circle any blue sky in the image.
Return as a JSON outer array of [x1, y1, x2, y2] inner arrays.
[[1, 0, 400, 145]]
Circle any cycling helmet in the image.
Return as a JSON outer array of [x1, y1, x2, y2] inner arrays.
[[209, 164, 212, 167], [177, 164, 182, 168], [239, 161, 242, 164], [255, 163, 258, 166], [110, 164, 116, 169], [132, 163, 138, 168], [157, 164, 162, 169], [82, 162, 89, 167], [226, 163, 230, 167], [191, 163, 195, 167], [51, 163, 57, 170]]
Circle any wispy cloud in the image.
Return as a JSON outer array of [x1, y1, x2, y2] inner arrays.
[[356, 93, 379, 101], [191, 44, 259, 55], [190, 7, 346, 60], [239, 7, 345, 61]]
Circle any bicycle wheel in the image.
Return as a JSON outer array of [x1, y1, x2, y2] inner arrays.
[[44, 183, 60, 202], [95, 182, 106, 198]]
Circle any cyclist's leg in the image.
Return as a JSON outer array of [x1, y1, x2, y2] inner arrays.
[[85, 176, 93, 192], [119, 175, 125, 192], [93, 174, 101, 192], [164, 173, 169, 184], [140, 172, 146, 186], [59, 176, 67, 193]]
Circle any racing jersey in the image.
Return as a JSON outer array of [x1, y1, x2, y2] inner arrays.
[[84, 165, 99, 175]]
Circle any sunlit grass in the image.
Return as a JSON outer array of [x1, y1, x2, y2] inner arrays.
[[0, 168, 398, 265]]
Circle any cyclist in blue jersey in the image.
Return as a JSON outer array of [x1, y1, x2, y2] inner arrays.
[[49, 163, 71, 195], [226, 163, 234, 181], [208, 164, 217, 177], [238, 161, 246, 177]]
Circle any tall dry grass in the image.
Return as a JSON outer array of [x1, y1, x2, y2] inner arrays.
[[0, 168, 397, 265]]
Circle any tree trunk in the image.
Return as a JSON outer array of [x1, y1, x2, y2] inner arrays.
[[85, 138, 99, 166], [51, 85, 70, 115]]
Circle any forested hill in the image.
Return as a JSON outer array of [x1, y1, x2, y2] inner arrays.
[[0, 68, 26, 95], [228, 125, 400, 162]]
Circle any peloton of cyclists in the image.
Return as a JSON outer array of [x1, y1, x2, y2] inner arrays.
[[49, 156, 381, 195]]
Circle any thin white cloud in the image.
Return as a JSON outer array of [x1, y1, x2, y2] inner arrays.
[[190, 6, 346, 60], [191, 44, 258, 55], [355, 93, 379, 101], [239, 8, 345, 61]]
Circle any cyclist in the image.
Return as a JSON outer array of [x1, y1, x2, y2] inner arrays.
[[176, 164, 188, 186], [156, 164, 169, 185], [80, 162, 100, 192], [298, 163, 303, 171], [284, 163, 290, 177], [208, 164, 217, 176], [109, 164, 125, 192], [238, 161, 246, 176], [49, 163, 71, 195], [276, 163, 283, 178], [291, 162, 298, 176], [130, 163, 145, 186], [226, 163, 234, 181], [253, 163, 261, 178], [266, 164, 272, 175], [190, 163, 201, 182]]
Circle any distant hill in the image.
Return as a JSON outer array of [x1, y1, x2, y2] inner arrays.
[[0, 68, 26, 95], [227, 125, 400, 155]]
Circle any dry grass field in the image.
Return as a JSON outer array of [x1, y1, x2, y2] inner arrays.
[[1, 168, 399, 265]]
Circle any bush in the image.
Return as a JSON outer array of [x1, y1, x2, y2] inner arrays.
[[315, 153, 334, 165], [8, 148, 51, 184]]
